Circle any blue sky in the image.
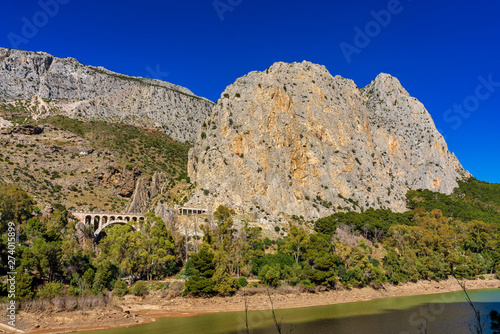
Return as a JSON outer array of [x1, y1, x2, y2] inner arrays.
[[1, 0, 499, 183]]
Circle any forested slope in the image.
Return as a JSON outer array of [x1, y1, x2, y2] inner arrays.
[[0, 177, 498, 301]]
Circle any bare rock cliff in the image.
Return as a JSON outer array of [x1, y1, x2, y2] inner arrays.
[[0, 48, 214, 142], [187, 61, 469, 219], [125, 172, 168, 213]]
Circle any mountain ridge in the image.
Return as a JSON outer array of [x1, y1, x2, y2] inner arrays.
[[0, 47, 214, 142]]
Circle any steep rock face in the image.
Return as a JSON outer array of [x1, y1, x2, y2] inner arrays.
[[187, 61, 469, 219], [97, 166, 141, 198], [125, 172, 168, 213], [154, 202, 178, 228], [0, 48, 214, 142]]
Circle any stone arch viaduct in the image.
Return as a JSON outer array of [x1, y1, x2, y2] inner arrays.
[[71, 211, 145, 238], [72, 206, 207, 240]]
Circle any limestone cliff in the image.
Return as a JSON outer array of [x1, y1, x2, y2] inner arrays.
[[0, 48, 214, 142], [125, 172, 168, 213], [187, 61, 469, 220]]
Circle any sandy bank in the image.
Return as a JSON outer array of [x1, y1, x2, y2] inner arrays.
[[7, 276, 500, 334]]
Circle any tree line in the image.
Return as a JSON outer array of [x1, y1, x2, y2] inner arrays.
[[0, 177, 499, 301]]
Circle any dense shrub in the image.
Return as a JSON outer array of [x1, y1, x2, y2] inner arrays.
[[235, 277, 248, 288], [37, 282, 63, 300], [184, 276, 215, 297], [112, 280, 128, 297], [258, 264, 281, 288], [130, 281, 148, 296]]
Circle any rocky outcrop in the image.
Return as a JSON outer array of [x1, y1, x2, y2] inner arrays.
[[41, 204, 54, 218], [187, 61, 470, 220], [154, 202, 178, 228], [97, 167, 141, 198], [125, 172, 168, 213], [0, 48, 214, 142], [0, 116, 12, 128]]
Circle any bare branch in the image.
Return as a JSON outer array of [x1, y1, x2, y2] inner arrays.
[[244, 292, 250, 334], [267, 288, 282, 334], [456, 277, 485, 334]]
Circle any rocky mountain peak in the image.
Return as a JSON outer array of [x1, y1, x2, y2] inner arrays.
[[187, 61, 469, 220], [364, 72, 409, 97]]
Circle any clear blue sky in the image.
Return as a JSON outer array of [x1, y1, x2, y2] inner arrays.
[[1, 0, 499, 183]]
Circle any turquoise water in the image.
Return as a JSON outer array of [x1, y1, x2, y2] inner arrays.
[[80, 288, 500, 334]]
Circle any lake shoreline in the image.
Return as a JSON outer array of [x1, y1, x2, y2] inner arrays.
[[13, 276, 500, 334]]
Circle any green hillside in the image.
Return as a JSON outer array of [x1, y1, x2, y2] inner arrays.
[[0, 116, 192, 211]]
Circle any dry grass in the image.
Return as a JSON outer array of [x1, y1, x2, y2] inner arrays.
[[237, 287, 268, 296], [18, 294, 114, 313], [275, 285, 301, 295]]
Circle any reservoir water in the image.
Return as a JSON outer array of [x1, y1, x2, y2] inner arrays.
[[80, 288, 500, 334]]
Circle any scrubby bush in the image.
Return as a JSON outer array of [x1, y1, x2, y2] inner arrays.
[[112, 280, 128, 297], [236, 277, 248, 288], [300, 279, 315, 289], [184, 276, 215, 297], [37, 282, 63, 300], [167, 281, 185, 298], [130, 281, 148, 296]]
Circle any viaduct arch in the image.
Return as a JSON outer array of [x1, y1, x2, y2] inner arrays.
[[71, 211, 145, 238]]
